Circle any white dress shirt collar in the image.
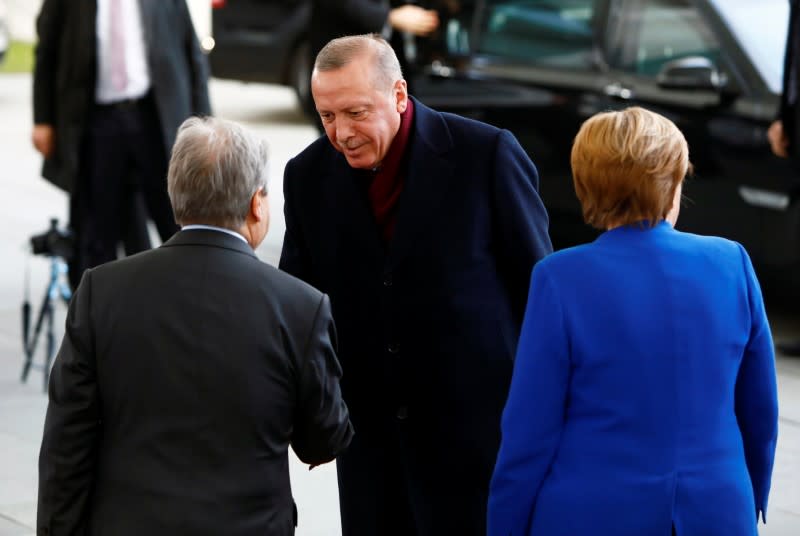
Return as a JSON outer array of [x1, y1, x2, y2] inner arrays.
[[181, 225, 249, 245]]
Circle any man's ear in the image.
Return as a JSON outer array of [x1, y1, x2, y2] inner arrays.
[[250, 188, 266, 222], [395, 79, 409, 113]]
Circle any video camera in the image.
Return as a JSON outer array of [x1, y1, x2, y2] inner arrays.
[[22, 217, 74, 391], [30, 218, 74, 261]]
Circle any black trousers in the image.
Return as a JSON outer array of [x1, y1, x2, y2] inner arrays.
[[336, 425, 418, 536], [336, 414, 490, 536], [70, 93, 178, 287]]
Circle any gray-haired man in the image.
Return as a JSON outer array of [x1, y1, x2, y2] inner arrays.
[[37, 116, 353, 536]]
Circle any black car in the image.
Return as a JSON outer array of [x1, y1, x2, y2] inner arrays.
[[209, 0, 799, 297], [209, 0, 312, 106]]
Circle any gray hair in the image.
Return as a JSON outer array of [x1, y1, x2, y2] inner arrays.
[[314, 34, 403, 92], [168, 116, 269, 229]]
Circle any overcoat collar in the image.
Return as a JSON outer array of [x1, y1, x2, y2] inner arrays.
[[385, 97, 455, 269], [137, 0, 156, 49]]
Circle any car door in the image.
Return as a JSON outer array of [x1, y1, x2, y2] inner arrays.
[[412, 0, 615, 247], [597, 0, 799, 263], [209, 0, 308, 84]]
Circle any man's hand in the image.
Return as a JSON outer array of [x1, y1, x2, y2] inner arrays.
[[768, 120, 789, 158], [32, 124, 56, 159], [388, 5, 440, 36]]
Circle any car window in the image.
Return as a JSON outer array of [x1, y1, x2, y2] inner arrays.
[[614, 0, 721, 77], [476, 0, 598, 68], [709, 0, 787, 93]]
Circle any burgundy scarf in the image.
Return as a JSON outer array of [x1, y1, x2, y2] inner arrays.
[[368, 98, 415, 242]]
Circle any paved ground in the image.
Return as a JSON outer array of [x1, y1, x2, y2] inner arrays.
[[0, 72, 799, 534]]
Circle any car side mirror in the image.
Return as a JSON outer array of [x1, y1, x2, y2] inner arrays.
[[656, 56, 728, 91]]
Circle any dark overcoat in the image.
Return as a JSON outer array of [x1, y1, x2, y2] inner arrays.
[[32, 0, 211, 194], [280, 98, 553, 535], [780, 0, 800, 156]]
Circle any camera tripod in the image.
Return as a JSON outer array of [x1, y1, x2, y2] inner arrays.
[[21, 255, 72, 392]]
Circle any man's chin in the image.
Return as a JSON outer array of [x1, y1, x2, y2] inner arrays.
[[344, 155, 376, 170]]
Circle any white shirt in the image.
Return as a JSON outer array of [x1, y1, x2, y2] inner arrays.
[[95, 0, 151, 104], [181, 225, 250, 245]]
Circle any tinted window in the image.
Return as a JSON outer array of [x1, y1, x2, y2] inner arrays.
[[709, 0, 787, 92], [614, 0, 720, 76], [477, 0, 598, 68]]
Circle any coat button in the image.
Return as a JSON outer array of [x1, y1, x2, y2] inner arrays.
[[388, 342, 400, 354], [396, 406, 408, 420], [383, 273, 393, 287]]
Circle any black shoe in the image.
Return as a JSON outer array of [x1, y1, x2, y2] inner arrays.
[[776, 340, 800, 356]]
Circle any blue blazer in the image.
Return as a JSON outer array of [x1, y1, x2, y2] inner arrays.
[[488, 221, 778, 536]]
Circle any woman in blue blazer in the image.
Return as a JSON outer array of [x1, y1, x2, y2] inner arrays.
[[487, 107, 779, 536]]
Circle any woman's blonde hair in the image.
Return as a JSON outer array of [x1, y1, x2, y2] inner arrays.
[[571, 106, 691, 229]]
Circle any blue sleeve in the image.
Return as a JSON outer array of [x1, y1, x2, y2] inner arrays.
[[492, 130, 553, 323], [488, 263, 568, 536], [733, 244, 778, 523]]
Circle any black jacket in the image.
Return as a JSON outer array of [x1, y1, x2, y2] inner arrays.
[[310, 0, 391, 58], [37, 230, 353, 535], [780, 0, 800, 156], [32, 0, 211, 193], [310, 0, 418, 77]]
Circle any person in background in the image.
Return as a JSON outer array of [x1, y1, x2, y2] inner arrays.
[[489, 106, 779, 536], [303, 0, 439, 123], [37, 116, 353, 535], [310, 1, 439, 77], [280, 34, 552, 535], [767, 0, 800, 356], [32, 0, 211, 289]]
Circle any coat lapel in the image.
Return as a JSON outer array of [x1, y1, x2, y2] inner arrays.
[[84, 0, 99, 66], [137, 0, 154, 47], [385, 98, 455, 269], [321, 151, 386, 268]]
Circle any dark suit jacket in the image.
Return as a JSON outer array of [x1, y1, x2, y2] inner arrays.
[[32, 0, 211, 193], [780, 0, 800, 156], [38, 230, 354, 536], [280, 98, 552, 534]]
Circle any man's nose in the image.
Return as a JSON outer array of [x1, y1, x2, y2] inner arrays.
[[335, 117, 356, 141]]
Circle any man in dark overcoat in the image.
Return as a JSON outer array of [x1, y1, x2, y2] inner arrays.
[[280, 34, 552, 535], [303, 0, 438, 122], [32, 0, 211, 288]]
